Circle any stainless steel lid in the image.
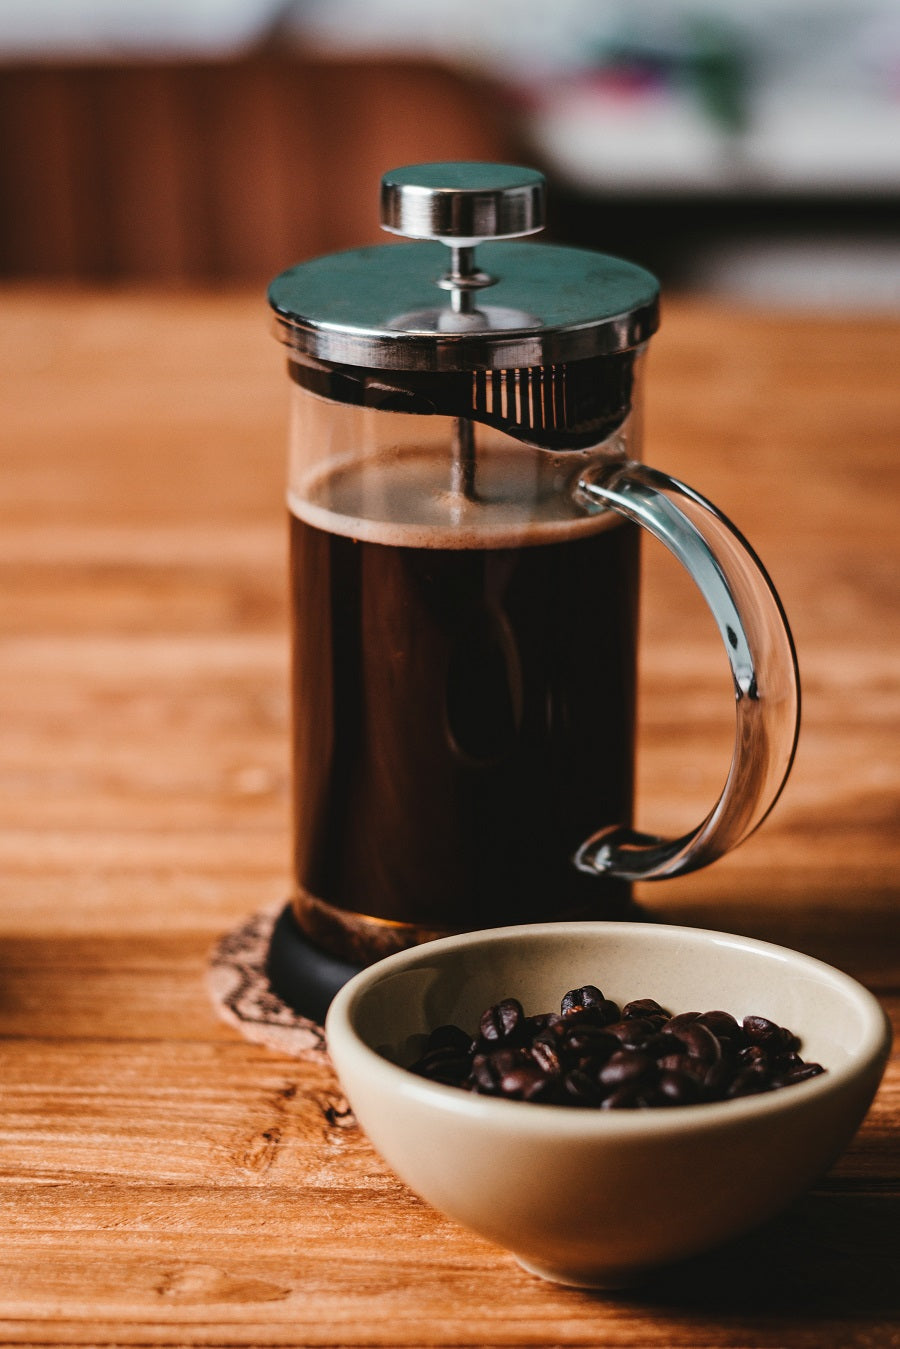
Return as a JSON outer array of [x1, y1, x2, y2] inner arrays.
[[268, 162, 660, 373]]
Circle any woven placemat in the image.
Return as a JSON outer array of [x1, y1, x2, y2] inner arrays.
[[206, 903, 327, 1061]]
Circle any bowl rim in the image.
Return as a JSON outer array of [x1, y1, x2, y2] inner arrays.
[[325, 921, 892, 1134]]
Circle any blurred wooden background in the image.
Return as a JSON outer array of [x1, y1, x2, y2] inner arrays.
[[0, 58, 515, 282]]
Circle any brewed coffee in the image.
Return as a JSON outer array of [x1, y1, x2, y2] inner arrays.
[[289, 442, 639, 962]]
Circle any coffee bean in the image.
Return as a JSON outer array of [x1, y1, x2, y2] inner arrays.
[[469, 1053, 498, 1092], [639, 1031, 677, 1060], [742, 1014, 779, 1040], [664, 1011, 702, 1035], [469, 1048, 525, 1093], [600, 1084, 644, 1109], [669, 1054, 709, 1085], [658, 1069, 703, 1106], [479, 998, 525, 1043], [534, 1047, 564, 1082], [498, 1062, 554, 1101], [703, 1060, 735, 1097], [728, 1065, 773, 1098], [534, 1013, 569, 1038], [560, 985, 606, 1015], [409, 986, 826, 1109], [772, 1062, 825, 1087], [410, 1045, 470, 1085], [561, 1025, 619, 1064], [743, 1015, 799, 1054], [599, 1049, 655, 1088], [678, 1022, 722, 1064], [604, 1018, 657, 1049], [623, 998, 669, 1023], [426, 1023, 473, 1055], [563, 1068, 606, 1105], [696, 1010, 742, 1043], [428, 1057, 471, 1085]]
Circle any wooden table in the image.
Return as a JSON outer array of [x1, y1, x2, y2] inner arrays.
[[1, 287, 898, 1347]]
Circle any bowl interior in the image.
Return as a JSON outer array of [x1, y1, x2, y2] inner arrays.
[[345, 923, 884, 1080]]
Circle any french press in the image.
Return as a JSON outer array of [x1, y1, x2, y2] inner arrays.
[[265, 163, 799, 1020]]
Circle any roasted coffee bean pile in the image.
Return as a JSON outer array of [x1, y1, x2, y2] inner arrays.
[[409, 985, 825, 1108]]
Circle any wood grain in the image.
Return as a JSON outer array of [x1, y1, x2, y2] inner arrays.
[[0, 288, 898, 1348], [0, 61, 515, 282]]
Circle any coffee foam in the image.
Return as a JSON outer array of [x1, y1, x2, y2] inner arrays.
[[288, 445, 618, 550]]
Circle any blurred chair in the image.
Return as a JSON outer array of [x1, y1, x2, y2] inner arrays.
[[0, 57, 516, 282]]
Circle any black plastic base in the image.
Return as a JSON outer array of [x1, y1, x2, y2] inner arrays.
[[264, 892, 657, 1027], [265, 904, 363, 1025]]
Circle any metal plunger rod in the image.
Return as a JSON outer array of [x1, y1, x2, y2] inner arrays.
[[448, 247, 478, 497], [448, 246, 476, 316], [451, 415, 477, 501]]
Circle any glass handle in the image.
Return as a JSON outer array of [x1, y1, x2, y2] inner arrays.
[[574, 459, 800, 881]]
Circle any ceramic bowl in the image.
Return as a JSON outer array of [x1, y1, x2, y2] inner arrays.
[[325, 922, 891, 1287]]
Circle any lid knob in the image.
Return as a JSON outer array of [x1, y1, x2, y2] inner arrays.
[[380, 162, 546, 244], [380, 162, 546, 316]]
